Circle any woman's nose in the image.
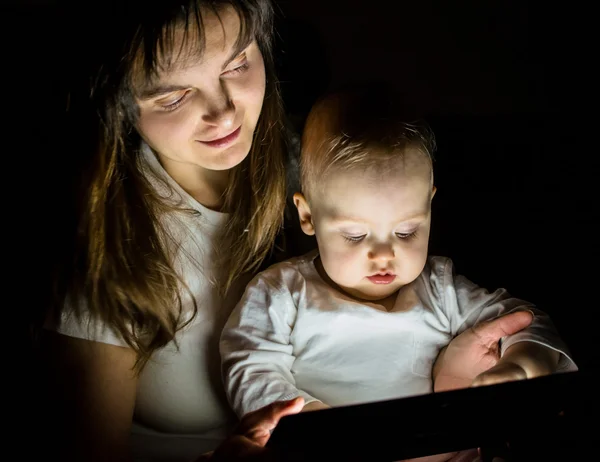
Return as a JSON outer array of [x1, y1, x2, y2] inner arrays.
[[202, 84, 236, 129]]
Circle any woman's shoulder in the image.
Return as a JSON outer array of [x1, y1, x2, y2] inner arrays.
[[43, 295, 130, 349]]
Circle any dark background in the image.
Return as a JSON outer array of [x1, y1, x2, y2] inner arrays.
[[11, 0, 595, 395]]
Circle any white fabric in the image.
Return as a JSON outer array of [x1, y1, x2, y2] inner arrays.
[[221, 251, 577, 418], [45, 144, 247, 460]]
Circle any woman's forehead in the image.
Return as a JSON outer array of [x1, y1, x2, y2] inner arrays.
[[131, 5, 249, 91]]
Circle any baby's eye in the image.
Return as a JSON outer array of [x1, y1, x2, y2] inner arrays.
[[395, 231, 418, 240], [343, 234, 366, 243]]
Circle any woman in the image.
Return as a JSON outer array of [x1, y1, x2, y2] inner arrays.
[[42, 1, 291, 460], [38, 1, 536, 461]]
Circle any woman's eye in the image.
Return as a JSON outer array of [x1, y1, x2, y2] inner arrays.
[[158, 91, 191, 112], [224, 60, 250, 77]]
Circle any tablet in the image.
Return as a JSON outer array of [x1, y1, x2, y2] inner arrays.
[[267, 371, 587, 461]]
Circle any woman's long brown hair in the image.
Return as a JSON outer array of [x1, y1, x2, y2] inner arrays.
[[54, 0, 286, 371]]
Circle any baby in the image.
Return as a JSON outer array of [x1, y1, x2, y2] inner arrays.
[[220, 92, 576, 421]]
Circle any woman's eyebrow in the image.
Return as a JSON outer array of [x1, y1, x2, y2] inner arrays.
[[139, 84, 190, 100]]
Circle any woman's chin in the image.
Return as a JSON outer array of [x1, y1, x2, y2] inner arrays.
[[201, 139, 252, 171]]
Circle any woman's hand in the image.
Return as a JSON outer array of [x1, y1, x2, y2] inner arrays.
[[471, 340, 559, 387], [301, 401, 330, 412], [194, 397, 304, 461], [433, 311, 533, 392]]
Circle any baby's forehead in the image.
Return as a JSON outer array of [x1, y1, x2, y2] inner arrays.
[[318, 182, 431, 230]]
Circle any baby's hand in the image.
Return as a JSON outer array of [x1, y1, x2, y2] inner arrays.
[[470, 361, 527, 387]]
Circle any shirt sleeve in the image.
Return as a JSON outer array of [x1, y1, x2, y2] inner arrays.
[[43, 295, 128, 347], [431, 257, 577, 373], [220, 269, 319, 418]]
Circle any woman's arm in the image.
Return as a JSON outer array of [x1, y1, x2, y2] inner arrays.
[[40, 331, 138, 462]]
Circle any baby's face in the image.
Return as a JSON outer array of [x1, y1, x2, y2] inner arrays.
[[311, 152, 434, 302]]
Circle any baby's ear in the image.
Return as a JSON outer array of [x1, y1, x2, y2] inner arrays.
[[293, 193, 316, 236], [431, 185, 437, 200]]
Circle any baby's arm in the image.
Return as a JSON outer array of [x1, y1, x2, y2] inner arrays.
[[432, 258, 576, 388], [220, 270, 325, 418]]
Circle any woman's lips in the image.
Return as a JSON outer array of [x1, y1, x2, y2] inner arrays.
[[198, 126, 241, 148], [366, 274, 397, 284]]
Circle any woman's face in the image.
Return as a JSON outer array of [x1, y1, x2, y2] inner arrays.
[[134, 7, 266, 175]]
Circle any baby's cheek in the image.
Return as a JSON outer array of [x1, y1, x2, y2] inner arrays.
[[323, 247, 362, 283], [404, 243, 429, 278]]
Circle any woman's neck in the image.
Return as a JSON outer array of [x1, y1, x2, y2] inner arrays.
[[157, 155, 230, 211]]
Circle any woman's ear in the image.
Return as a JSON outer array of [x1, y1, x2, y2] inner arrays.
[[431, 185, 437, 200], [293, 193, 316, 236]]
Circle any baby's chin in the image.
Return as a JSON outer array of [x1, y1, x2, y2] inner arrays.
[[343, 285, 402, 303]]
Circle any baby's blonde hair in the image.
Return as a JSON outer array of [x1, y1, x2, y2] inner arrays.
[[300, 91, 436, 200]]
